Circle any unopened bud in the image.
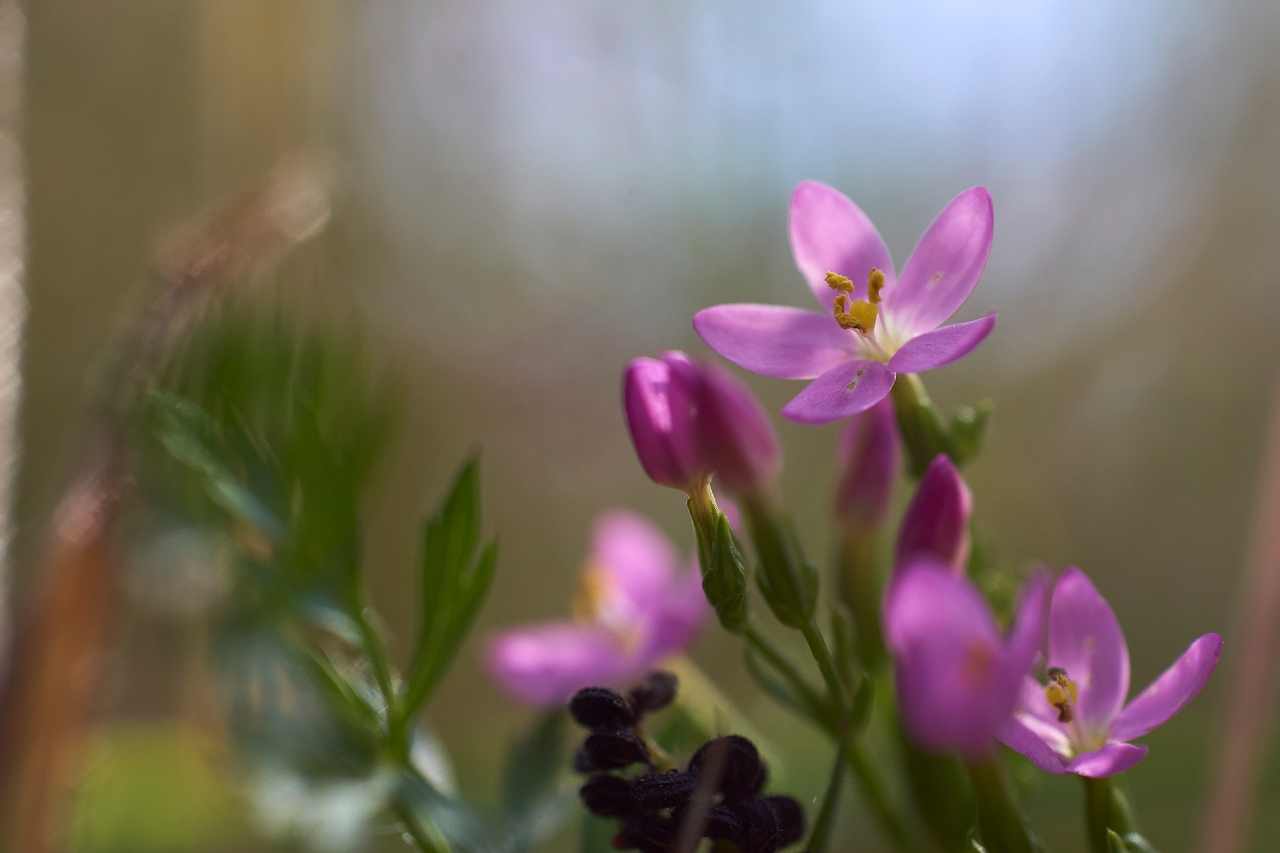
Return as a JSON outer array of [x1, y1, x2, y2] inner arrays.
[[688, 735, 766, 800], [745, 499, 818, 628], [569, 687, 636, 732], [633, 772, 697, 810], [834, 397, 901, 535], [580, 774, 637, 817], [623, 355, 705, 491], [683, 360, 781, 496], [628, 671, 678, 715], [896, 454, 972, 572]]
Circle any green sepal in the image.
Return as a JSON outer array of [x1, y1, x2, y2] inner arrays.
[[744, 499, 817, 629], [1120, 832, 1160, 853], [949, 400, 993, 466], [1107, 830, 1127, 853], [706, 512, 749, 632]]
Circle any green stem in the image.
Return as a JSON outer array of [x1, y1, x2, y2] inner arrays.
[[837, 531, 887, 670], [967, 761, 1034, 853], [1083, 776, 1138, 853], [800, 619, 848, 715], [889, 372, 952, 478], [847, 739, 921, 853], [807, 730, 851, 853]]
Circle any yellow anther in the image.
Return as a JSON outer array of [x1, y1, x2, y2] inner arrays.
[[867, 268, 886, 304], [571, 562, 610, 621], [1044, 666, 1080, 723], [834, 297, 878, 334], [825, 271, 855, 293]]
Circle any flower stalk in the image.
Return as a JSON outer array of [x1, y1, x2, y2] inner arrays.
[[967, 761, 1035, 853], [1083, 776, 1138, 853]]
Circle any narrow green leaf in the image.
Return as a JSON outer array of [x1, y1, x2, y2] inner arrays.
[[1107, 829, 1127, 853], [502, 712, 574, 853], [1121, 832, 1161, 853]]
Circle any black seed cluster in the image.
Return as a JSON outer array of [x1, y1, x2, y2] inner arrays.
[[569, 672, 804, 853]]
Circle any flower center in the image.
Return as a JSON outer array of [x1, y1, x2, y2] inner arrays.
[[572, 562, 641, 652], [826, 269, 884, 334]]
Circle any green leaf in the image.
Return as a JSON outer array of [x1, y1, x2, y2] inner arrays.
[[501, 712, 575, 853], [966, 828, 989, 853], [404, 457, 498, 717], [1107, 829, 1128, 853], [1121, 832, 1161, 853], [148, 390, 285, 540], [396, 771, 493, 853]]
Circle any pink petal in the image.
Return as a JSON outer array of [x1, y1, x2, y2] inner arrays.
[[694, 304, 858, 380], [485, 623, 631, 707], [884, 560, 1005, 756], [998, 572, 1052, 698], [887, 314, 997, 374], [1065, 743, 1149, 778], [644, 559, 710, 661], [1109, 633, 1223, 743], [780, 360, 896, 425], [789, 180, 896, 311], [591, 511, 680, 610], [1049, 567, 1130, 730], [886, 188, 994, 338], [833, 397, 902, 533], [693, 361, 782, 494], [996, 716, 1069, 775]]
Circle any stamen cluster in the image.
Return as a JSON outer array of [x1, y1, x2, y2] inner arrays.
[[570, 673, 803, 853]]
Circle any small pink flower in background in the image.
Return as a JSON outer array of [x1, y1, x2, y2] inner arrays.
[[485, 511, 707, 707], [997, 567, 1222, 778], [833, 397, 901, 535], [884, 558, 1049, 758], [896, 454, 972, 572], [694, 181, 997, 425], [623, 351, 780, 496]]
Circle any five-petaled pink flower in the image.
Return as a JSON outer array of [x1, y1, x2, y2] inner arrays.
[[997, 567, 1222, 777], [694, 181, 997, 425], [485, 511, 707, 706]]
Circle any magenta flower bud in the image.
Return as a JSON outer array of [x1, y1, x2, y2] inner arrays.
[[884, 558, 1050, 758], [833, 397, 901, 533], [896, 454, 972, 572], [623, 355, 705, 491], [686, 360, 781, 495]]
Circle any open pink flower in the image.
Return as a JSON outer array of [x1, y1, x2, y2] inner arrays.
[[884, 557, 1050, 758], [996, 567, 1222, 778], [694, 181, 997, 425], [485, 511, 707, 706]]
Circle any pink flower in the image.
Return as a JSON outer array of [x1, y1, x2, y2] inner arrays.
[[895, 454, 972, 572], [694, 181, 997, 425], [997, 567, 1222, 778], [884, 558, 1049, 758], [623, 352, 781, 496], [485, 511, 707, 707], [833, 397, 901, 535]]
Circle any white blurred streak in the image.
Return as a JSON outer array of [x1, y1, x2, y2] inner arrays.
[[0, 0, 25, 668]]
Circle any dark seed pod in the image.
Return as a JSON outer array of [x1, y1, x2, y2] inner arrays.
[[580, 774, 637, 817], [617, 813, 677, 853], [632, 771, 696, 810], [701, 804, 743, 842], [764, 796, 804, 846], [727, 797, 784, 853], [570, 687, 637, 731], [688, 735, 766, 799], [581, 730, 649, 770], [628, 671, 679, 715]]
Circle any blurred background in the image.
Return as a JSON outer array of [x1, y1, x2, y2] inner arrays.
[[6, 0, 1280, 851]]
